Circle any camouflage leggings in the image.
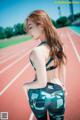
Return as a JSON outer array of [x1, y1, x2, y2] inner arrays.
[[28, 82, 65, 120]]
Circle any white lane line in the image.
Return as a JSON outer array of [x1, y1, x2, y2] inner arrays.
[[0, 37, 37, 55], [0, 43, 39, 74], [0, 43, 37, 64], [29, 112, 34, 120], [68, 28, 80, 37], [0, 48, 28, 64], [0, 46, 27, 60], [67, 32, 80, 63], [0, 41, 40, 94], [0, 50, 31, 74], [0, 35, 30, 53], [0, 46, 25, 54], [0, 51, 15, 60], [0, 40, 40, 95], [0, 62, 30, 96]]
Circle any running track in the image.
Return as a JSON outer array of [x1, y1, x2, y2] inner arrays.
[[0, 27, 80, 120]]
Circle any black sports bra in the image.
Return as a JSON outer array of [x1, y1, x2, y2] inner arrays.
[[29, 41, 57, 71]]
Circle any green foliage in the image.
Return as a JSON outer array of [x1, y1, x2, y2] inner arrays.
[[0, 12, 80, 39], [0, 23, 26, 39], [5, 27, 13, 38], [13, 23, 25, 35], [56, 16, 71, 28], [68, 12, 80, 22], [51, 19, 57, 27], [0, 27, 6, 39]]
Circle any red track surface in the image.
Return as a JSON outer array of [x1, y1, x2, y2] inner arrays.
[[0, 27, 80, 120]]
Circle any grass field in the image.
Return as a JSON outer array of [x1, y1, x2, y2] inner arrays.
[[0, 25, 80, 49], [0, 34, 32, 49]]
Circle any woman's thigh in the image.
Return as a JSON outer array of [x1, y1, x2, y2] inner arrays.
[[28, 89, 47, 120], [47, 89, 65, 120], [29, 99, 47, 120]]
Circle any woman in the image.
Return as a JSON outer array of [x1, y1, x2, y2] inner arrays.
[[23, 10, 67, 120]]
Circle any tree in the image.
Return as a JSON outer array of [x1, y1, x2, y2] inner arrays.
[[56, 16, 71, 27], [13, 23, 25, 35], [0, 27, 6, 39], [4, 27, 13, 38], [51, 19, 57, 28]]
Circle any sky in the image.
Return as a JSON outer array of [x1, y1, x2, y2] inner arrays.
[[0, 0, 80, 28]]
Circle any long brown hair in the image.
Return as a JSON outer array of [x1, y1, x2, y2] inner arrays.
[[24, 10, 67, 70]]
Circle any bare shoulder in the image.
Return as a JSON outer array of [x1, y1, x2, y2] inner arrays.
[[29, 46, 45, 62]]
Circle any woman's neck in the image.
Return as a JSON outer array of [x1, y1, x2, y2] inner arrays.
[[39, 32, 47, 42]]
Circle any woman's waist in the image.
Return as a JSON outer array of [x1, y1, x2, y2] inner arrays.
[[29, 79, 63, 94], [33, 76, 63, 88], [47, 78, 63, 86], [47, 79, 63, 89]]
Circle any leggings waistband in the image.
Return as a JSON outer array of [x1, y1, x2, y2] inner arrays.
[[28, 82, 63, 93]]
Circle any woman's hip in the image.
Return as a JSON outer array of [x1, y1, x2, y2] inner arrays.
[[28, 82, 65, 102]]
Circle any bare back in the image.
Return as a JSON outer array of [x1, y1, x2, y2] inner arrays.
[[32, 43, 65, 87]]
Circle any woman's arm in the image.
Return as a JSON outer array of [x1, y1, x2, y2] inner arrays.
[[23, 49, 47, 89]]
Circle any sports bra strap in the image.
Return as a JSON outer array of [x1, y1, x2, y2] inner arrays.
[[38, 41, 54, 67], [29, 40, 57, 71]]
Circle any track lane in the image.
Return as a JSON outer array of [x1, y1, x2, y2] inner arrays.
[[0, 27, 80, 120]]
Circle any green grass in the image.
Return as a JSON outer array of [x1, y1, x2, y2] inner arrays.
[[0, 35, 32, 49], [68, 25, 80, 34]]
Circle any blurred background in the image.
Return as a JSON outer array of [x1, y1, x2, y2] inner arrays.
[[0, 0, 80, 48], [0, 1, 80, 120]]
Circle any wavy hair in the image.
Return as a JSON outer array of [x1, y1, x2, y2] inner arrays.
[[24, 10, 67, 70]]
